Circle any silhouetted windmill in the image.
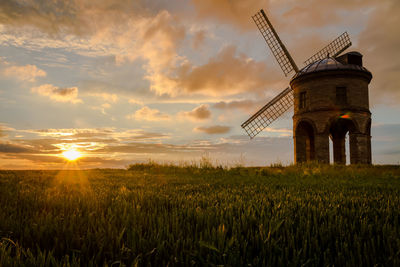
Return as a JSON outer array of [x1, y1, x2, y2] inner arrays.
[[241, 9, 372, 164]]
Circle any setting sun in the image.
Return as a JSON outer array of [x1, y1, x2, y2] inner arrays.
[[62, 149, 82, 161]]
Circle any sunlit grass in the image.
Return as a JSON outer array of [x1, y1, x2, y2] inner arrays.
[[0, 164, 399, 266]]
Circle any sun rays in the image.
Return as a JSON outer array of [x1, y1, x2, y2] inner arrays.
[[62, 149, 82, 161]]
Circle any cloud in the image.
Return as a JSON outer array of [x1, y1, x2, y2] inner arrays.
[[191, 0, 269, 30], [191, 0, 377, 32], [194, 125, 231, 134], [84, 92, 119, 115], [0, 1, 277, 100], [264, 127, 292, 137], [31, 84, 82, 103], [0, 0, 146, 36], [179, 45, 271, 95], [2, 63, 46, 82], [179, 104, 211, 121], [20, 128, 170, 141], [150, 45, 280, 97], [357, 0, 400, 104], [0, 143, 32, 153], [127, 106, 171, 121], [0, 1, 186, 72]]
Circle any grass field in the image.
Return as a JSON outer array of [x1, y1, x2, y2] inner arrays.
[[0, 164, 399, 266]]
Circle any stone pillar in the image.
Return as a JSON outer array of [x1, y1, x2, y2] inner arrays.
[[315, 133, 329, 163], [306, 136, 315, 161], [349, 133, 359, 164], [352, 134, 370, 164], [294, 135, 307, 163]]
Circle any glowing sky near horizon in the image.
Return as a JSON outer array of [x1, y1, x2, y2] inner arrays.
[[0, 0, 399, 169]]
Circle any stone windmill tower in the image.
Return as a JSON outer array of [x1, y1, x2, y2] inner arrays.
[[241, 9, 372, 164]]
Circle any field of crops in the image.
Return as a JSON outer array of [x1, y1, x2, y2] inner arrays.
[[0, 164, 399, 266]]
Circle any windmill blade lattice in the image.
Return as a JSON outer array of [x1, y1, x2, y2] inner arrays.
[[304, 32, 352, 65], [252, 10, 299, 76], [241, 87, 294, 139]]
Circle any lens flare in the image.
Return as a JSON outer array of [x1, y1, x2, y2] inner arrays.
[[340, 113, 350, 119], [62, 149, 82, 161]]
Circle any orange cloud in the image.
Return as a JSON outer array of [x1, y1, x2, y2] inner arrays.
[[191, 0, 377, 32], [357, 0, 400, 105], [31, 84, 83, 104], [127, 106, 171, 121], [149, 45, 281, 97], [0, 0, 147, 36], [181, 45, 281, 95], [1, 61, 46, 82], [179, 104, 211, 121], [194, 125, 231, 134], [191, 0, 269, 30]]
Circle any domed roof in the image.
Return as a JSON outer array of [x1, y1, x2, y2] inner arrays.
[[291, 57, 371, 81]]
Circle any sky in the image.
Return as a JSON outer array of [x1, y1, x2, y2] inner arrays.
[[0, 0, 399, 169]]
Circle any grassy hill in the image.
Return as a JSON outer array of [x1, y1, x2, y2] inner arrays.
[[0, 164, 399, 266]]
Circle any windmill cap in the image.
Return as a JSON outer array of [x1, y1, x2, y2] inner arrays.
[[291, 53, 371, 82]]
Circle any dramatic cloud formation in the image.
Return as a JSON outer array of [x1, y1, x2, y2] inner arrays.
[[180, 104, 211, 121], [127, 106, 171, 121], [150, 45, 281, 97], [195, 125, 231, 134], [31, 84, 82, 103], [0, 1, 186, 83], [178, 46, 278, 96]]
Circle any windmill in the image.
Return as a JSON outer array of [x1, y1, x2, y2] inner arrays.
[[241, 9, 372, 164]]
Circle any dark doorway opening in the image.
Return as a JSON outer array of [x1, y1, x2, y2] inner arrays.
[[295, 121, 315, 163]]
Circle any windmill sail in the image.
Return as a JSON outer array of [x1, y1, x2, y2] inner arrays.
[[304, 32, 352, 65], [241, 87, 294, 139], [252, 9, 299, 76]]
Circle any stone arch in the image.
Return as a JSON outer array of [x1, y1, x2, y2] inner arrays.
[[328, 117, 359, 164], [324, 115, 361, 136], [294, 118, 318, 135], [295, 120, 316, 163]]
